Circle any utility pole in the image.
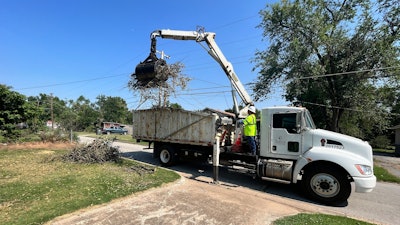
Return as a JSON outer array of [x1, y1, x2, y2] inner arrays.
[[50, 93, 54, 129], [156, 50, 170, 60]]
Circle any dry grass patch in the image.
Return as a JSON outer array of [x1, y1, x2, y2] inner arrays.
[[0, 141, 75, 150]]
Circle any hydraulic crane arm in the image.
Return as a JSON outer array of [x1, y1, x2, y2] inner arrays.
[[149, 29, 253, 107]]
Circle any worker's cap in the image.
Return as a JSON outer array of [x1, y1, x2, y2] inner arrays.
[[248, 106, 256, 113]]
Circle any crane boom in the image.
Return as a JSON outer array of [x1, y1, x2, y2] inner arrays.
[[149, 29, 253, 108]]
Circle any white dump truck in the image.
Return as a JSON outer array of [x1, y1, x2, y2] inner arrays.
[[132, 29, 376, 205]]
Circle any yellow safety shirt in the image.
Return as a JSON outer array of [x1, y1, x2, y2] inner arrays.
[[243, 114, 256, 137]]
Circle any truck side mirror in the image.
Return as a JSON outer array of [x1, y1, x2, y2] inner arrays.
[[296, 112, 302, 133], [296, 124, 302, 134]]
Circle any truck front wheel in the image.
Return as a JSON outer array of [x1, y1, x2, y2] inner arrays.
[[301, 166, 351, 205], [158, 145, 177, 166]]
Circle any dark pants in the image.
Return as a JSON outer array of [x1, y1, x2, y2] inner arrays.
[[246, 136, 256, 155]]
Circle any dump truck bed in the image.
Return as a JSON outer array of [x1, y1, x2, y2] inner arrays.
[[132, 108, 218, 146]]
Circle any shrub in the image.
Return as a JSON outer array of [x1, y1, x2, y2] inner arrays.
[[39, 129, 78, 143], [370, 135, 391, 149]]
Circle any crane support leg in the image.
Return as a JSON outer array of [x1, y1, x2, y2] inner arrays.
[[213, 137, 220, 184]]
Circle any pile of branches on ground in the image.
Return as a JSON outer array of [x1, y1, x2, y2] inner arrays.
[[62, 138, 120, 163]]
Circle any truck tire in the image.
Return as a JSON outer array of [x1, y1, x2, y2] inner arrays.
[[158, 145, 177, 166], [301, 165, 351, 205]]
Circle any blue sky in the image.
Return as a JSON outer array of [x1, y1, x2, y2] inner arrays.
[[0, 0, 287, 111]]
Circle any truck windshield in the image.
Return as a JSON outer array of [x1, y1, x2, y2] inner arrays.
[[305, 110, 316, 129]]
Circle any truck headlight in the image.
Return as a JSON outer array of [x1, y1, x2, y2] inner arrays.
[[355, 164, 373, 175]]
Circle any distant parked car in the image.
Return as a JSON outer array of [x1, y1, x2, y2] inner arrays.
[[102, 127, 128, 135]]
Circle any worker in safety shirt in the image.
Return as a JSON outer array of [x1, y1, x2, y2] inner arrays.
[[243, 106, 257, 155]]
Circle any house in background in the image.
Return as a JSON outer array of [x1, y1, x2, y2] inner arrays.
[[46, 120, 59, 129], [101, 122, 121, 129], [391, 124, 400, 156]]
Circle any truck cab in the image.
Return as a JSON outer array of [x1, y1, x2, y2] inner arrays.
[[257, 106, 376, 204]]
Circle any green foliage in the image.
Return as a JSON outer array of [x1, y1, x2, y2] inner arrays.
[[1, 85, 132, 143], [39, 129, 77, 143], [68, 95, 100, 131], [16, 130, 42, 142], [169, 102, 183, 109], [0, 84, 37, 142], [370, 135, 391, 149], [273, 213, 374, 225], [96, 95, 130, 124], [254, 0, 400, 136]]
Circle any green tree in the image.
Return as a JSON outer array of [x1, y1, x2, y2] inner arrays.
[[253, 0, 400, 136], [70, 96, 99, 132], [26, 95, 45, 132], [96, 95, 129, 124], [0, 85, 36, 141], [169, 102, 183, 109], [32, 93, 70, 129]]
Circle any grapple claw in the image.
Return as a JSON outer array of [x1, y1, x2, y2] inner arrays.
[[134, 53, 167, 87]]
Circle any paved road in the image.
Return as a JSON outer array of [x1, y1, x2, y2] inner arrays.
[[75, 137, 400, 225]]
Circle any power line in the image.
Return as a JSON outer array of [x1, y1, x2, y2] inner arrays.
[[298, 66, 400, 80], [209, 15, 259, 30], [177, 90, 232, 96], [301, 101, 400, 116], [16, 73, 128, 90], [183, 85, 230, 91], [12, 18, 262, 93]]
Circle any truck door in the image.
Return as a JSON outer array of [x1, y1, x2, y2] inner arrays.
[[270, 112, 302, 157]]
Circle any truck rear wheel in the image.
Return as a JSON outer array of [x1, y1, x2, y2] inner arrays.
[[301, 165, 351, 205], [158, 145, 177, 166]]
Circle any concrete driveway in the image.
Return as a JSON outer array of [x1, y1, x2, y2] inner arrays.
[[48, 169, 325, 225], [47, 137, 399, 225]]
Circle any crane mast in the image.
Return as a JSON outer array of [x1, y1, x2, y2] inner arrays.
[[135, 29, 253, 116]]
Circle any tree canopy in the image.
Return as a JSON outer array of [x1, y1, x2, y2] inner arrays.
[[0, 85, 132, 142], [0, 84, 35, 140], [253, 0, 400, 138], [96, 95, 129, 123]]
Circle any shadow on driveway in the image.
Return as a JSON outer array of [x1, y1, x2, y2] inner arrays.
[[120, 150, 348, 208]]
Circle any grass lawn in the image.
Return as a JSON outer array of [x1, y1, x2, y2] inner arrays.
[[0, 145, 180, 225], [372, 148, 400, 184], [273, 213, 375, 225], [374, 164, 400, 183], [373, 148, 395, 154]]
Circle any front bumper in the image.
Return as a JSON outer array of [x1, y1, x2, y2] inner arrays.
[[353, 175, 376, 193]]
